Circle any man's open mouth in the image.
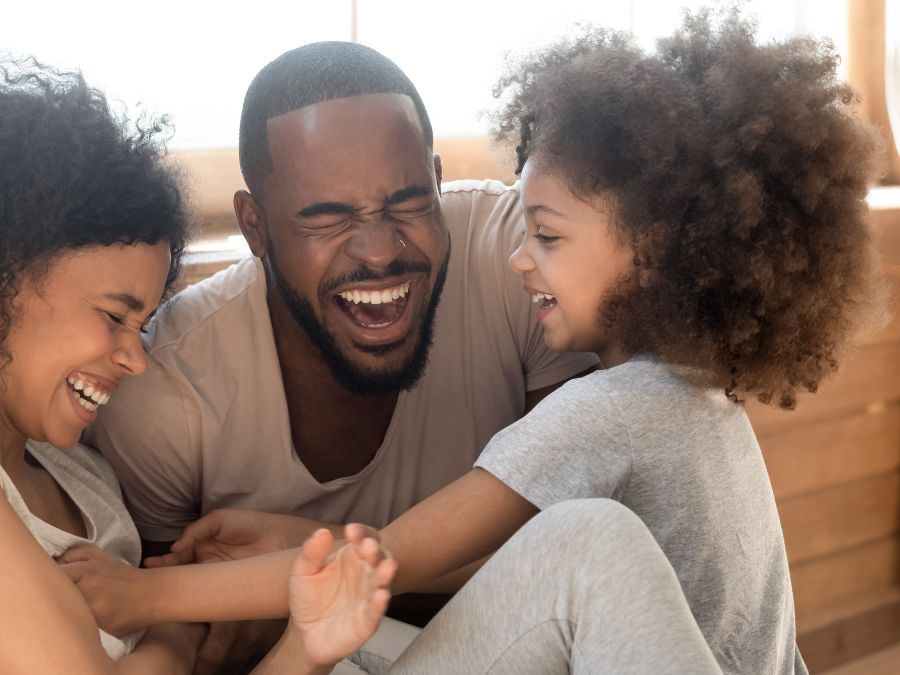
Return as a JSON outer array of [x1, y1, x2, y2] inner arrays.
[[334, 280, 411, 329]]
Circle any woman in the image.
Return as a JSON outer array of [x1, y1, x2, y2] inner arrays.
[[0, 58, 393, 674]]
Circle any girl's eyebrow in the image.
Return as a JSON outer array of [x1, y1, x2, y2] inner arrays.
[[525, 203, 569, 219]]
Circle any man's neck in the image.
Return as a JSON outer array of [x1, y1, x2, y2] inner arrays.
[[268, 293, 399, 483]]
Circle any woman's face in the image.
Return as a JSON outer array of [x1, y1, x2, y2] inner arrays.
[[0, 242, 171, 451]]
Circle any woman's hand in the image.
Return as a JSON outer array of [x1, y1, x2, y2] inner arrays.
[[57, 544, 152, 637]]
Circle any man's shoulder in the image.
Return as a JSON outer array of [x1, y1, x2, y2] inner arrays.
[[441, 179, 523, 266], [145, 256, 265, 353], [441, 178, 519, 199]]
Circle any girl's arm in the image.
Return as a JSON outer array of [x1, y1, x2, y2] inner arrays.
[[61, 469, 532, 631], [380, 468, 537, 594]]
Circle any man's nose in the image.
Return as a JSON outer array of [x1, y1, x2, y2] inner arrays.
[[345, 218, 406, 269]]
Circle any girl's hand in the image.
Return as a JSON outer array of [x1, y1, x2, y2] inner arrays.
[[56, 544, 151, 637], [288, 524, 397, 667]]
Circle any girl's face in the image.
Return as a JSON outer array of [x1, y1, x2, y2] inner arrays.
[[0, 242, 171, 453], [510, 161, 634, 361]]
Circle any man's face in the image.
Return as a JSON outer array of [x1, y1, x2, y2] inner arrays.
[[251, 93, 450, 394]]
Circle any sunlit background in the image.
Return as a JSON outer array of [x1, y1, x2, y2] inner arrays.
[[2, 0, 848, 148]]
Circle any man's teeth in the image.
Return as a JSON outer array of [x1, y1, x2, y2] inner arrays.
[[338, 281, 410, 305], [67, 376, 111, 406], [531, 292, 556, 303]]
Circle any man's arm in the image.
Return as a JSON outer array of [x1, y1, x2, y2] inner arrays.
[[524, 364, 596, 413]]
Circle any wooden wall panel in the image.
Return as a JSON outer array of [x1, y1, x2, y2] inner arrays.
[[747, 340, 900, 435], [759, 403, 900, 500], [798, 589, 900, 672], [777, 471, 900, 564], [791, 535, 900, 616]]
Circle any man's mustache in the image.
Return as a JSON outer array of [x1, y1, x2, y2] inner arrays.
[[321, 260, 431, 296]]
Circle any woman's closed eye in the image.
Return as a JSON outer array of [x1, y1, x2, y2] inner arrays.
[[103, 311, 149, 334], [534, 232, 560, 244]]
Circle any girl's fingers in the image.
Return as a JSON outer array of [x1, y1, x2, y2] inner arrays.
[[295, 528, 334, 576]]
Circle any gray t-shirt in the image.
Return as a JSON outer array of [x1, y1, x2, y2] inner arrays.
[[476, 357, 807, 675]]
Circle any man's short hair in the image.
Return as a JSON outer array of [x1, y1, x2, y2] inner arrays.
[[239, 41, 434, 194]]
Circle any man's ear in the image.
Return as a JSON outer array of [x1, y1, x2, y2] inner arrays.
[[433, 153, 443, 195], [234, 190, 267, 258]]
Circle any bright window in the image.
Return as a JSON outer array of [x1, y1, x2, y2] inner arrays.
[[2, 0, 848, 148]]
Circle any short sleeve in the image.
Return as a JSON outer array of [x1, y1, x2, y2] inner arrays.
[[84, 356, 201, 542], [476, 374, 633, 509]]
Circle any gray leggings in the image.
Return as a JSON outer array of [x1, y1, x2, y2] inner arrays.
[[369, 499, 722, 675]]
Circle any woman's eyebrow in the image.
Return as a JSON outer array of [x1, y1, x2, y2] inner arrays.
[[102, 293, 145, 312]]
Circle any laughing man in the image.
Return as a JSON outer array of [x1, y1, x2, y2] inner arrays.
[[87, 41, 597, 671]]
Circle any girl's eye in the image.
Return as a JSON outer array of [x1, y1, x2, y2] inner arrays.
[[535, 233, 560, 244]]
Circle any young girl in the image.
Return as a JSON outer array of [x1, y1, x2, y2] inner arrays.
[[64, 10, 881, 674], [0, 58, 395, 674]]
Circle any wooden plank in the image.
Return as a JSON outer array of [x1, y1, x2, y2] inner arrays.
[[798, 588, 900, 672], [747, 341, 900, 435], [759, 403, 900, 500], [778, 471, 900, 564], [819, 640, 900, 675], [791, 535, 900, 617]]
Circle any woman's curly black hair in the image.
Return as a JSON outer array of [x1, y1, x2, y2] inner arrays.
[[493, 8, 884, 409], [0, 57, 192, 366]]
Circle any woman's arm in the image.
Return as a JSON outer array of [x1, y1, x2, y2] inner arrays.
[[0, 492, 119, 673]]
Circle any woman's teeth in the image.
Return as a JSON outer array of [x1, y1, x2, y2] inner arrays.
[[67, 376, 111, 411], [531, 292, 556, 303], [338, 281, 410, 305]]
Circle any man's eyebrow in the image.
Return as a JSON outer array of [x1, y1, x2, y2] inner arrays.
[[297, 201, 354, 218], [102, 293, 145, 313], [387, 184, 432, 205]]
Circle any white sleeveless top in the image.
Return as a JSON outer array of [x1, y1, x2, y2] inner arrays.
[[0, 441, 144, 660]]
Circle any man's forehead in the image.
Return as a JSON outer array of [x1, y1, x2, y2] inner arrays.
[[262, 92, 433, 201], [265, 92, 424, 147]]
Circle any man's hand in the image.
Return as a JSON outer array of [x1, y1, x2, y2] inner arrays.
[[287, 524, 396, 668], [145, 509, 317, 568], [56, 544, 151, 637]]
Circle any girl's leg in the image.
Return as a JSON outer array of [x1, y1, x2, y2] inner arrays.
[[386, 499, 721, 675]]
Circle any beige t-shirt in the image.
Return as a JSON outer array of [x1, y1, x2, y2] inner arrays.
[[88, 179, 598, 542], [0, 441, 143, 660]]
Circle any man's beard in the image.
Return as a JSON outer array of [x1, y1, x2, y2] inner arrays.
[[266, 243, 450, 396]]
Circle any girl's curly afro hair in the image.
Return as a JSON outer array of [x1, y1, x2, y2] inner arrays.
[[0, 57, 192, 367], [493, 8, 884, 409]]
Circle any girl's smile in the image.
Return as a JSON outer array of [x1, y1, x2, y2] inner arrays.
[[510, 160, 634, 364]]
